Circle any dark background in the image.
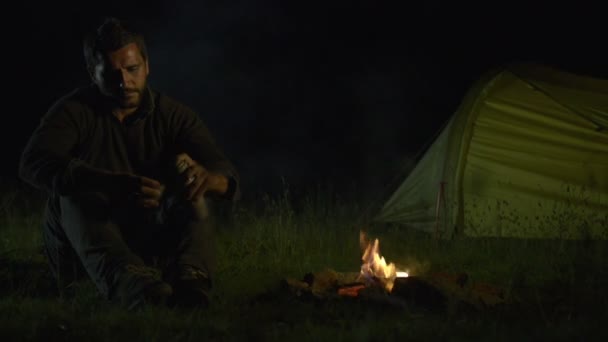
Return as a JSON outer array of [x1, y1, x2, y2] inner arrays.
[[3, 1, 607, 203]]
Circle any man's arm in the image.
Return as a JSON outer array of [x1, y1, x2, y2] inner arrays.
[[19, 100, 92, 195], [18, 101, 158, 205], [174, 152, 234, 201], [172, 106, 240, 202]]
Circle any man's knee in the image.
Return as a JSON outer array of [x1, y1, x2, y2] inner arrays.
[[59, 192, 113, 221], [189, 197, 209, 221], [161, 195, 209, 224]]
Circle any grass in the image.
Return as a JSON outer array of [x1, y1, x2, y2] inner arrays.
[[1, 183, 608, 341]]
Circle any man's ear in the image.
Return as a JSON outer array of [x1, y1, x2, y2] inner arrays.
[[86, 61, 98, 82]]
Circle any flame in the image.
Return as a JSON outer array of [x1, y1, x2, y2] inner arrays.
[[359, 231, 408, 292]]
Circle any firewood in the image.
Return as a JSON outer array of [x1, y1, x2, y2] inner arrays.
[[282, 269, 506, 312]]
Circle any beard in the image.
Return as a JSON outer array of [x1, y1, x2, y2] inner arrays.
[[96, 80, 147, 110], [117, 89, 142, 109]]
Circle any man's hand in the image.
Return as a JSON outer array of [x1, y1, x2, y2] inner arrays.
[[132, 176, 164, 208], [107, 173, 164, 209], [175, 153, 228, 201]]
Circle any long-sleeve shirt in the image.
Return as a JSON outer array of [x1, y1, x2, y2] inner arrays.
[[19, 84, 239, 203]]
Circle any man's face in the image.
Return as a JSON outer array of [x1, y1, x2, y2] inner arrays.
[[92, 42, 149, 109]]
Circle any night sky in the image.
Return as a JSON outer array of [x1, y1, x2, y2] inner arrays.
[[4, 1, 607, 201]]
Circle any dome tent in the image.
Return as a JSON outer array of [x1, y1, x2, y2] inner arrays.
[[374, 63, 608, 239]]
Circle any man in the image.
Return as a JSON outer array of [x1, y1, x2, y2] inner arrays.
[[18, 17, 239, 310]]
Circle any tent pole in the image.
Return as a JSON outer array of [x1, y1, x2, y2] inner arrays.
[[434, 181, 447, 239]]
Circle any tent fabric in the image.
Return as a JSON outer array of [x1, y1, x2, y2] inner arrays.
[[375, 64, 608, 239]]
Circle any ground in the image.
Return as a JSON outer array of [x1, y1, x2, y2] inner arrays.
[[1, 188, 607, 341]]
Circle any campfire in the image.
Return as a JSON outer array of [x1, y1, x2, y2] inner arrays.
[[283, 230, 506, 312], [357, 231, 408, 292], [284, 230, 411, 299]]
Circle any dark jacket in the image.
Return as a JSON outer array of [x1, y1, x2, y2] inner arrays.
[[19, 84, 239, 202]]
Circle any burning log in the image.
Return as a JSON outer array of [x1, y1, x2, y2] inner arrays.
[[282, 269, 361, 299], [391, 276, 448, 310], [282, 231, 505, 312], [283, 269, 506, 312], [424, 272, 506, 309]]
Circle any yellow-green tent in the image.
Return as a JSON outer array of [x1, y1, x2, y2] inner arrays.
[[374, 63, 608, 239]]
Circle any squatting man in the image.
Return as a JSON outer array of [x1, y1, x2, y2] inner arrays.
[[19, 17, 240, 310]]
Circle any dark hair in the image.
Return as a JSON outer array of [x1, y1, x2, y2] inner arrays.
[[83, 17, 148, 73]]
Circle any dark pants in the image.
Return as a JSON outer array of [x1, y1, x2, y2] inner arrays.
[[42, 191, 215, 301]]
